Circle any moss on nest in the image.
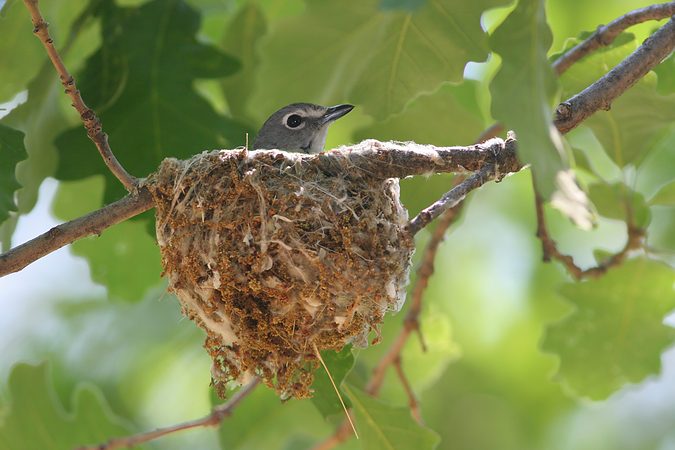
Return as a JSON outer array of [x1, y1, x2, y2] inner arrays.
[[146, 148, 414, 399]]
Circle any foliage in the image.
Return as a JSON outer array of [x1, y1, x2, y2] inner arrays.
[[0, 363, 129, 449], [0, 0, 674, 449]]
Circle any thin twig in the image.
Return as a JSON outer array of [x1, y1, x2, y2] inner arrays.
[[393, 357, 423, 425], [22, 0, 138, 191], [474, 3, 674, 146], [0, 188, 153, 277], [407, 162, 495, 236], [554, 17, 675, 134], [533, 183, 644, 280], [76, 378, 260, 450], [552, 2, 675, 74]]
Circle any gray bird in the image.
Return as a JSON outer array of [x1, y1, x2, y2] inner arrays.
[[252, 103, 354, 153]]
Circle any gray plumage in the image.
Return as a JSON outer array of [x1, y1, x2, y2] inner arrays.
[[252, 103, 354, 153]]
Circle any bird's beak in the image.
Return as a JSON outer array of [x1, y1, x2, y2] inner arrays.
[[320, 104, 354, 125]]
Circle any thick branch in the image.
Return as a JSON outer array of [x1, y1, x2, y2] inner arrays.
[[316, 137, 519, 178], [553, 2, 675, 74], [3, 7, 672, 280], [555, 17, 675, 134], [0, 188, 153, 277], [0, 139, 520, 278], [22, 0, 137, 191]]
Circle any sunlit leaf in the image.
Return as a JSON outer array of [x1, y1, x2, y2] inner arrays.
[[542, 258, 675, 400], [0, 363, 129, 450], [345, 384, 440, 450], [490, 0, 564, 198], [253, 0, 508, 122], [54, 0, 250, 204], [0, 122, 25, 224]]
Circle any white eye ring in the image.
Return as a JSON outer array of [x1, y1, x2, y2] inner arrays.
[[282, 112, 306, 130]]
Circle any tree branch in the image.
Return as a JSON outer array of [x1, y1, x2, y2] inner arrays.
[[405, 136, 517, 236], [552, 2, 675, 75], [0, 188, 153, 277], [76, 378, 260, 450], [554, 16, 675, 134], [4, 0, 672, 284], [22, 0, 138, 191], [0, 140, 520, 278], [533, 185, 645, 280]]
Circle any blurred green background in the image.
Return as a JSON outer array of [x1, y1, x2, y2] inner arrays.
[[1, 0, 674, 449]]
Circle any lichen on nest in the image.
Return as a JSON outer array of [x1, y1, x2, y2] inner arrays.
[[145, 148, 414, 399]]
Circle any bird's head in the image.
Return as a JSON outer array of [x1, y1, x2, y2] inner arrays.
[[252, 103, 354, 153]]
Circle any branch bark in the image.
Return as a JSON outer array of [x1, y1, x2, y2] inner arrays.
[[0, 188, 153, 277], [554, 16, 675, 134], [22, 0, 137, 191], [2, 4, 673, 281], [76, 378, 260, 450], [0, 139, 520, 278], [552, 2, 675, 74]]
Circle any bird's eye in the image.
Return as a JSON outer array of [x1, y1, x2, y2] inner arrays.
[[286, 114, 303, 128]]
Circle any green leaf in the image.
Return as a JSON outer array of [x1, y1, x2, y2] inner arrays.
[[221, 3, 267, 125], [583, 81, 675, 167], [1, 65, 67, 214], [0, 0, 44, 103], [401, 310, 461, 391], [654, 52, 675, 95], [354, 81, 484, 146], [379, 0, 427, 12], [52, 176, 162, 301], [649, 206, 675, 253], [588, 182, 650, 228], [0, 122, 26, 224], [490, 0, 564, 198], [541, 258, 675, 400], [0, 362, 130, 450], [311, 346, 355, 420], [344, 384, 440, 450], [0, 0, 96, 247], [650, 180, 675, 206], [253, 0, 508, 121], [54, 0, 250, 204], [217, 386, 330, 450]]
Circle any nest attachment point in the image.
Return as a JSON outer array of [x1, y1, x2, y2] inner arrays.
[[146, 148, 414, 399]]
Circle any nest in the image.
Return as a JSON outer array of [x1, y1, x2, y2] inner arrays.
[[145, 148, 414, 399]]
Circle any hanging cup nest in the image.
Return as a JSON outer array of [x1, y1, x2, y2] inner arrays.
[[145, 148, 414, 399]]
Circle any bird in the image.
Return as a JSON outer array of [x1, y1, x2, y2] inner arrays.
[[252, 103, 354, 153]]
